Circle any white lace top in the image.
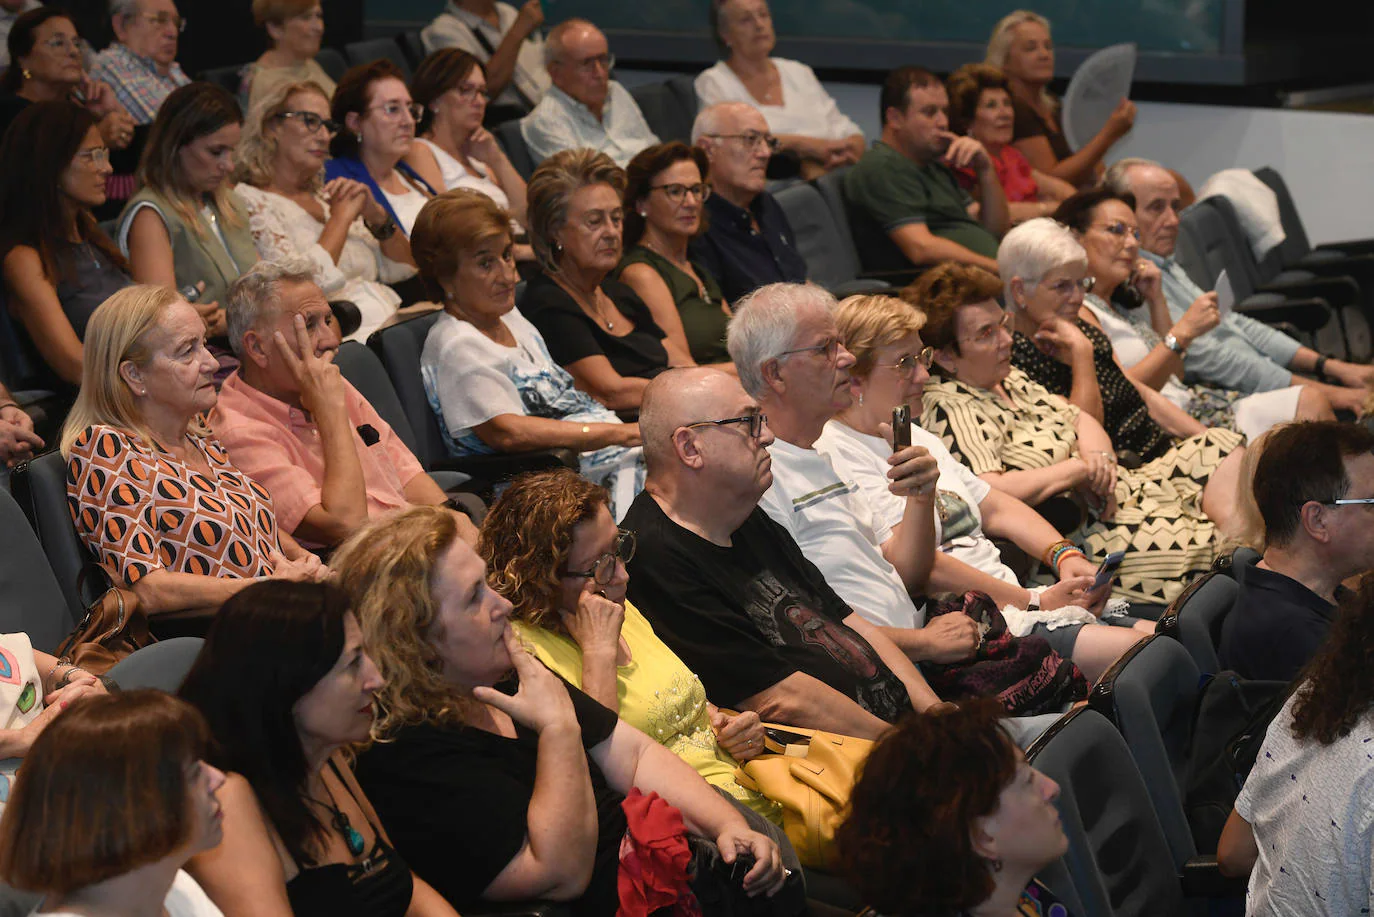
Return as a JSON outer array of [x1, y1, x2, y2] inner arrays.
[[235, 184, 417, 343]]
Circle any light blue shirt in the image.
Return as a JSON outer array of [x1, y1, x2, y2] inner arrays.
[[1143, 250, 1301, 393], [520, 82, 660, 168]]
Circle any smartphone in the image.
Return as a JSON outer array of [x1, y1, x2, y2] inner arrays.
[[180, 284, 201, 303], [1113, 280, 1146, 311], [1092, 551, 1126, 591], [892, 404, 911, 451]]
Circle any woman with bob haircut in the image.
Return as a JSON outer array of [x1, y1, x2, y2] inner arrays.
[[0, 690, 227, 916], [412, 189, 643, 518], [914, 261, 1237, 607], [243, 0, 334, 112], [479, 468, 782, 822], [836, 697, 1071, 916], [179, 580, 459, 916], [234, 78, 415, 343], [521, 148, 678, 414], [0, 100, 131, 389], [119, 82, 256, 342], [62, 285, 326, 619], [332, 506, 791, 916], [615, 141, 732, 368]]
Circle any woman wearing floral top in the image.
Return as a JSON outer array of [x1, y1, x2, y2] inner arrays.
[[61, 285, 327, 618]]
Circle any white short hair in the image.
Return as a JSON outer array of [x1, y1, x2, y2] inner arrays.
[[727, 282, 837, 397], [996, 218, 1088, 305], [109, 0, 142, 20], [225, 257, 319, 357], [691, 101, 759, 145], [1104, 157, 1163, 196]]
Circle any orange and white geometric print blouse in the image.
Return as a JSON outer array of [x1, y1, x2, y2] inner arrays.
[[67, 424, 283, 585]]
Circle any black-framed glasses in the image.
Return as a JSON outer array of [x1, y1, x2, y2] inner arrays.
[[704, 131, 780, 153], [885, 347, 935, 376], [560, 529, 636, 584], [275, 110, 341, 135], [451, 82, 490, 103], [778, 337, 839, 363], [959, 311, 1012, 346], [650, 182, 711, 204], [683, 412, 769, 440], [1042, 276, 1094, 298]]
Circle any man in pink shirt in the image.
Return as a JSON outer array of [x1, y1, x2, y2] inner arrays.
[[213, 259, 474, 548]]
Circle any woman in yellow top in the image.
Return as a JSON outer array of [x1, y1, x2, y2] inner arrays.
[[479, 467, 782, 824]]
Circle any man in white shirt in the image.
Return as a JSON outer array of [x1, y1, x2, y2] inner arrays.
[[519, 18, 659, 169], [0, 0, 40, 68], [732, 281, 1144, 681], [422, 0, 549, 117]]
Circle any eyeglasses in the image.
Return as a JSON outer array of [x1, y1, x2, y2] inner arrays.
[[567, 52, 615, 74], [778, 337, 839, 363], [74, 146, 110, 166], [38, 35, 83, 54], [684, 412, 769, 440], [560, 529, 636, 584], [884, 347, 935, 376], [451, 82, 490, 103], [1042, 276, 1094, 298], [1092, 221, 1140, 242], [1323, 498, 1374, 507], [703, 131, 780, 153], [275, 110, 340, 135], [134, 12, 186, 32], [650, 182, 711, 204], [367, 101, 423, 122], [959, 311, 1012, 346]]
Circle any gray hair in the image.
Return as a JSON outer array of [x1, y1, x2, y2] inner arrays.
[[1104, 157, 1164, 196], [109, 0, 141, 20], [544, 18, 597, 68], [727, 282, 837, 397], [691, 101, 756, 145], [225, 256, 318, 357], [996, 218, 1088, 307]]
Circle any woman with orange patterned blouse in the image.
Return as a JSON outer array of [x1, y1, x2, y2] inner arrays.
[[60, 285, 329, 618]]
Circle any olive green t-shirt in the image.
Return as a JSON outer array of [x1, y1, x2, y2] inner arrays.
[[843, 141, 999, 275], [614, 246, 731, 364]]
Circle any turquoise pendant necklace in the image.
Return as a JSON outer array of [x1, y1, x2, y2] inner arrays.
[[305, 782, 366, 858]]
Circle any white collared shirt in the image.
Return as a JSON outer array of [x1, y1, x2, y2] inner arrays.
[[520, 82, 660, 169]]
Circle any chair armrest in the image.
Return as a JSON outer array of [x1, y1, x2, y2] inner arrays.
[[1233, 294, 1333, 332], [1316, 238, 1374, 257], [429, 448, 580, 483], [1257, 273, 1359, 309], [1179, 855, 1249, 898], [829, 279, 893, 297]]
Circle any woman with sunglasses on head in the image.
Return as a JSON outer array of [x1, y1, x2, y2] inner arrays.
[[235, 80, 417, 343], [480, 468, 785, 826], [615, 142, 734, 370], [325, 60, 441, 241]]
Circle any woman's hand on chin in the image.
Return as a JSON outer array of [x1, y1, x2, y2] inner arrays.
[[563, 586, 625, 657], [1031, 316, 1091, 366], [473, 629, 580, 735]]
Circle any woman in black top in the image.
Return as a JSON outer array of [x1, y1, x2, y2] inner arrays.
[[521, 148, 683, 414], [333, 506, 793, 917], [0, 100, 131, 390], [178, 580, 459, 917]]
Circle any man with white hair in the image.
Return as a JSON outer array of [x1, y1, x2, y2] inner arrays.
[[1107, 157, 1374, 412], [90, 0, 190, 125], [211, 259, 473, 549], [690, 101, 807, 303], [734, 282, 1143, 683], [622, 366, 944, 740], [519, 18, 658, 167]]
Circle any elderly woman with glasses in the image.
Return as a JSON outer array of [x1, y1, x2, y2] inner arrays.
[[614, 142, 733, 369], [234, 79, 417, 342], [1047, 191, 1329, 438], [916, 261, 1240, 607], [324, 60, 441, 240], [480, 468, 785, 827]]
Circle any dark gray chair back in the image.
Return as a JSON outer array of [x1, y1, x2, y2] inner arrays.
[[197, 64, 244, 96], [396, 30, 428, 69], [314, 48, 348, 83], [1027, 708, 1193, 917], [497, 119, 537, 179], [1252, 167, 1313, 267], [628, 80, 694, 144], [1176, 199, 1261, 295], [10, 451, 102, 632], [813, 167, 862, 263], [0, 486, 76, 653], [107, 637, 205, 692], [344, 37, 412, 78], [1158, 571, 1237, 674], [773, 182, 863, 290], [367, 311, 448, 468], [334, 341, 421, 458]]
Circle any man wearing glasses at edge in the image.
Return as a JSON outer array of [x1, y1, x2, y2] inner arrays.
[[1217, 421, 1374, 683], [91, 0, 190, 126], [689, 101, 808, 304], [520, 18, 659, 168]]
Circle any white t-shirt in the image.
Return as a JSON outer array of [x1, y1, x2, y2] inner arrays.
[[694, 58, 862, 142], [1235, 694, 1374, 917], [0, 632, 43, 814], [35, 869, 223, 917], [816, 420, 1016, 584], [382, 184, 428, 236], [759, 437, 921, 629], [416, 139, 512, 214]]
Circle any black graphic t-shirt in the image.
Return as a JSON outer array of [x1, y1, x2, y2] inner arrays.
[[622, 492, 911, 720]]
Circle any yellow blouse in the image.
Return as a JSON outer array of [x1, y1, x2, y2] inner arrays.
[[515, 601, 782, 823]]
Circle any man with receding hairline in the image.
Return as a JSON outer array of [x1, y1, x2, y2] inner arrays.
[[519, 18, 658, 167]]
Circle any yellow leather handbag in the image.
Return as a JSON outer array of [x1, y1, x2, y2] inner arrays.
[[732, 726, 873, 870]]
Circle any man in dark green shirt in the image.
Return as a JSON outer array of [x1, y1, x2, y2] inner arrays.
[[844, 66, 1008, 278]]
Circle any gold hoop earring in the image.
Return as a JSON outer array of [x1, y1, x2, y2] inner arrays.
[[21, 69, 32, 81]]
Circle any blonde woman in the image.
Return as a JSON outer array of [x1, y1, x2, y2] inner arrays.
[[62, 285, 325, 618], [234, 79, 415, 342]]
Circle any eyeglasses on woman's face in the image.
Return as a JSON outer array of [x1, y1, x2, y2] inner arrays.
[[275, 110, 340, 135], [1040, 275, 1093, 299], [649, 182, 711, 204], [560, 529, 637, 584], [74, 146, 111, 167], [959, 311, 1012, 346], [1091, 221, 1140, 243], [367, 100, 423, 123], [883, 346, 936, 377]]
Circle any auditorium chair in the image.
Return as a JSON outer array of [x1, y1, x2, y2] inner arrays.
[[344, 37, 413, 79], [107, 637, 206, 692], [495, 118, 537, 179], [10, 450, 104, 631], [0, 486, 79, 654], [773, 181, 890, 297], [1154, 571, 1238, 674]]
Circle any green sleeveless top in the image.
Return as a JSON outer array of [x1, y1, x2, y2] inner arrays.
[[615, 245, 731, 365], [118, 186, 259, 310]]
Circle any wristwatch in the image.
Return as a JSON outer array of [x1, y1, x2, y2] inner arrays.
[[366, 215, 398, 241], [1026, 593, 1041, 612], [1163, 332, 1186, 355]]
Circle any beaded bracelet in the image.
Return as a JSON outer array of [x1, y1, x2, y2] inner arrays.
[[1053, 547, 1088, 576], [1041, 538, 1074, 568]]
